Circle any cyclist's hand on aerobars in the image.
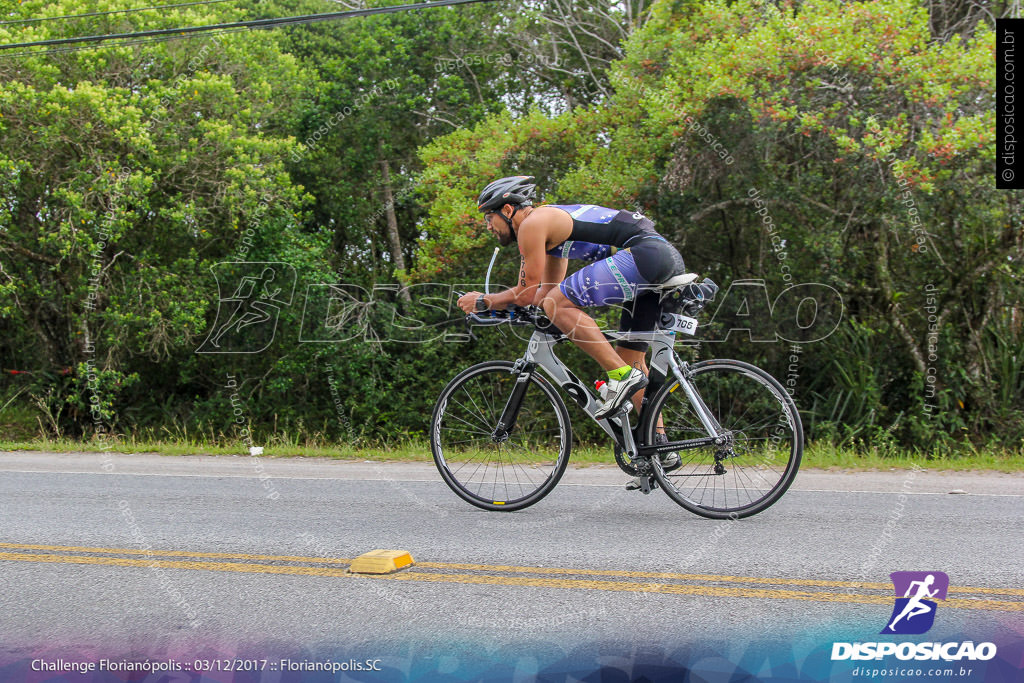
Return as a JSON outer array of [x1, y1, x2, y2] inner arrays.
[[456, 291, 484, 314]]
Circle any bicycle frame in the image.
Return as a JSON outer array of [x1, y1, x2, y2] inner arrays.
[[443, 283, 802, 516], [508, 327, 726, 461]]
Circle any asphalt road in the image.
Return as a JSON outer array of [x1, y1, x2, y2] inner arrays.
[[1, 451, 1021, 680]]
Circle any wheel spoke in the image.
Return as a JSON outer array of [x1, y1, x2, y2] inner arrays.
[[653, 362, 801, 518], [432, 364, 570, 510], [458, 386, 493, 429], [446, 397, 493, 433]]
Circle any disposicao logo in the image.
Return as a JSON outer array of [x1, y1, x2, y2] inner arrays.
[[831, 571, 997, 663], [882, 570, 948, 635], [196, 262, 296, 354]]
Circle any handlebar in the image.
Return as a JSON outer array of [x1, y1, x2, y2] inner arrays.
[[453, 291, 557, 333], [466, 304, 547, 328]]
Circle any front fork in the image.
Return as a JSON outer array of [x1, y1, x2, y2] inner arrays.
[[491, 361, 536, 442]]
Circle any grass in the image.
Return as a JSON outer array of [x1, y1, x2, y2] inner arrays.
[[800, 441, 1024, 472], [1, 436, 1022, 472]]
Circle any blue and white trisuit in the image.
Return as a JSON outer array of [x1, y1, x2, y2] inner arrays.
[[544, 204, 686, 352]]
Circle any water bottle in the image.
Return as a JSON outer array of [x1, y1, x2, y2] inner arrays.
[[594, 379, 609, 401]]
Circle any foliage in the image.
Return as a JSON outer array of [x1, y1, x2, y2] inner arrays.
[[412, 0, 1022, 451], [0, 0, 322, 435], [0, 0, 1018, 455]]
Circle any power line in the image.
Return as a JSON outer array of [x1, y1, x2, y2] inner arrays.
[[0, 0, 237, 26], [0, 27, 253, 60], [0, 0, 497, 54]]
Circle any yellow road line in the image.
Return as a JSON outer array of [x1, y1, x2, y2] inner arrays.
[[381, 571, 1024, 612], [0, 551, 355, 578], [0, 550, 1021, 612], [0, 542, 351, 564], [414, 561, 1024, 597], [415, 561, 892, 588], [3, 542, 1015, 597], [2, 542, 1021, 597]]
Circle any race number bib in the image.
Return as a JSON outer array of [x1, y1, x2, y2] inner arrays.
[[665, 314, 698, 335]]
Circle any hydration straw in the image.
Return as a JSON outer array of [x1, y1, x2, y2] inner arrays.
[[484, 246, 499, 294]]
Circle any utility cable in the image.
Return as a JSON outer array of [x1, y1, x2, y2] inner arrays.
[[0, 0, 237, 26], [0, 0, 497, 54]]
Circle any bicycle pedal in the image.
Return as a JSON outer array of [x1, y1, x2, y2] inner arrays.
[[639, 476, 658, 494], [625, 476, 659, 494]]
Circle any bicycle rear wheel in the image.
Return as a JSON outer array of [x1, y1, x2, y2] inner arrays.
[[430, 361, 571, 511], [646, 359, 802, 519]]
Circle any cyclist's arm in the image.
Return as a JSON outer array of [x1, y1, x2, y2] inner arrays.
[[475, 262, 520, 309], [478, 258, 525, 309], [479, 226, 547, 308], [515, 224, 548, 306], [455, 221, 556, 312], [458, 255, 532, 312]]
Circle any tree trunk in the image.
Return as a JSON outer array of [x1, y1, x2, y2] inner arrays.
[[379, 141, 411, 304]]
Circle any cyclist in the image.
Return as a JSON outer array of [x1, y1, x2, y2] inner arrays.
[[456, 176, 688, 469]]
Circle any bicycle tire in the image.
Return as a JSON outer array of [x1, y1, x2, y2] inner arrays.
[[645, 359, 803, 519], [430, 361, 572, 511]]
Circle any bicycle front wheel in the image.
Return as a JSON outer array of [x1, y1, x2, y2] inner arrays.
[[646, 359, 803, 519], [430, 361, 572, 511]]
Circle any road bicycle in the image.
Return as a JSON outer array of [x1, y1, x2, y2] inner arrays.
[[430, 274, 803, 519]]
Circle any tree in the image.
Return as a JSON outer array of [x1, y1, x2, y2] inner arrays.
[[0, 0, 324, 434], [414, 0, 1019, 450]]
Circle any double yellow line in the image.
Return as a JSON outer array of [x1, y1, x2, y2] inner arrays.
[[1, 542, 1021, 611]]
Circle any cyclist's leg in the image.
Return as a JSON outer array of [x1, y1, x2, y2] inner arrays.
[[617, 238, 685, 417], [541, 248, 650, 371], [616, 294, 657, 412], [618, 347, 649, 410], [540, 287, 625, 371], [544, 246, 655, 374]]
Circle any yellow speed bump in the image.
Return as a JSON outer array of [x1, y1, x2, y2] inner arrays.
[[348, 549, 415, 574]]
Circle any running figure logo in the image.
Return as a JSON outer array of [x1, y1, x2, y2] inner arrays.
[[881, 571, 949, 635], [196, 262, 296, 354]]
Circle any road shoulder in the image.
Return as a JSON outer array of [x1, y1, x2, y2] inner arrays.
[[1, 450, 1021, 495]]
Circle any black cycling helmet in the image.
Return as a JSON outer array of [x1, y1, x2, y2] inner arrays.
[[476, 175, 536, 212]]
